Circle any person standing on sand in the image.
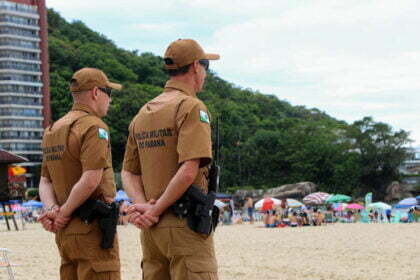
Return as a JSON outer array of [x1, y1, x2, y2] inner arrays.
[[37, 68, 122, 280], [121, 39, 220, 279], [245, 196, 254, 224]]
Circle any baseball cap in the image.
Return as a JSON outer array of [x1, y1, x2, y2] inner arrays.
[[70, 68, 122, 92], [164, 39, 219, 70]]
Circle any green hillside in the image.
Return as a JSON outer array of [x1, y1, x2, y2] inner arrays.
[[47, 9, 411, 198]]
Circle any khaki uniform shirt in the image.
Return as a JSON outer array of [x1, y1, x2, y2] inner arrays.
[[123, 80, 212, 202], [41, 103, 116, 232]]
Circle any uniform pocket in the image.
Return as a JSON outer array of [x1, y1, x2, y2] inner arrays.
[[91, 260, 120, 280], [64, 217, 94, 235], [185, 256, 218, 280]]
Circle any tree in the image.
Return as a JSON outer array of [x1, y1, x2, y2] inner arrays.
[[345, 117, 411, 199]]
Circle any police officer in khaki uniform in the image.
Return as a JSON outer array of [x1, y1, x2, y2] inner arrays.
[[121, 39, 219, 280], [38, 68, 121, 280]]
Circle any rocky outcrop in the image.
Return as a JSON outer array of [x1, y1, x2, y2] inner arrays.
[[265, 182, 317, 199], [233, 182, 317, 202], [233, 189, 265, 202], [384, 181, 413, 202]]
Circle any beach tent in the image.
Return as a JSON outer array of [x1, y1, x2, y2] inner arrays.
[[21, 200, 43, 208], [254, 197, 281, 210], [368, 202, 391, 210], [303, 192, 331, 205], [326, 194, 352, 203], [114, 190, 130, 202], [395, 197, 417, 209]]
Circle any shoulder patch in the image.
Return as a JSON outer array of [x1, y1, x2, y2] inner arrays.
[[98, 128, 109, 140], [199, 110, 210, 124]]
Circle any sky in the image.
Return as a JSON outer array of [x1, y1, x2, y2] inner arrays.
[[47, 0, 420, 146]]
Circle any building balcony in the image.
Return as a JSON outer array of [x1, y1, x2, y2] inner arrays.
[[0, 69, 42, 76], [0, 115, 43, 120], [0, 61, 40, 71], [0, 97, 42, 106], [0, 26, 38, 38], [0, 57, 40, 64], [0, 139, 42, 144], [0, 14, 39, 27], [0, 126, 43, 132], [0, 40, 39, 50], [0, 33, 40, 42], [0, 22, 40, 31], [0, 92, 42, 97], [0, 3, 38, 16], [0, 45, 40, 53], [0, 80, 42, 87], [0, 103, 43, 109]]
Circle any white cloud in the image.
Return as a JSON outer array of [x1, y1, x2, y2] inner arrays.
[[47, 0, 420, 145], [209, 0, 420, 144]]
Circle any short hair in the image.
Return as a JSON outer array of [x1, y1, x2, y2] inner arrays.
[[70, 79, 79, 89], [165, 63, 192, 77]]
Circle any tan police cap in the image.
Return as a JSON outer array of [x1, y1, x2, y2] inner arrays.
[[164, 39, 220, 70], [70, 68, 122, 92]]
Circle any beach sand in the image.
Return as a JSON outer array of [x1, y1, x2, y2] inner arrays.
[[0, 222, 419, 280]]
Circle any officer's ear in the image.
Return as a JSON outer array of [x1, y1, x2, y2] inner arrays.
[[192, 60, 200, 74], [92, 87, 99, 100]]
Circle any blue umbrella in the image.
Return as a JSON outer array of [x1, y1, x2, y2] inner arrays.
[[395, 197, 417, 209], [115, 190, 130, 202], [416, 195, 420, 205], [22, 200, 43, 208], [216, 193, 232, 199]]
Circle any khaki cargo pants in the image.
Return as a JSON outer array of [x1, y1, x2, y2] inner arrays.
[[55, 219, 120, 280], [141, 215, 218, 280]]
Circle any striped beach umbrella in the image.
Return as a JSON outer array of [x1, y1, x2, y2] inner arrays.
[[303, 192, 331, 205], [395, 197, 417, 209], [287, 199, 303, 208]]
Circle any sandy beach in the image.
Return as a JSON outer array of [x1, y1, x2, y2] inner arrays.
[[1, 222, 419, 280]]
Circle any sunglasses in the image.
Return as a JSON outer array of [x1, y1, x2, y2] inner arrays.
[[99, 87, 112, 97], [199, 59, 209, 71]]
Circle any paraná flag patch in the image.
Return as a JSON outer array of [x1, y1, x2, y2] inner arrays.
[[98, 128, 109, 140], [199, 110, 210, 124]]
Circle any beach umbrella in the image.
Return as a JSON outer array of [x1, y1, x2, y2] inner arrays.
[[11, 204, 24, 211], [214, 199, 226, 209], [216, 193, 232, 200], [22, 200, 43, 208], [332, 203, 348, 211], [287, 198, 303, 208], [346, 203, 364, 210], [395, 197, 417, 209], [327, 194, 352, 203], [303, 192, 331, 205], [369, 202, 391, 210], [255, 197, 281, 210], [114, 190, 130, 202]]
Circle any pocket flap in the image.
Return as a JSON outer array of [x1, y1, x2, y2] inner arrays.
[[185, 257, 217, 273], [91, 261, 120, 272], [64, 218, 93, 235]]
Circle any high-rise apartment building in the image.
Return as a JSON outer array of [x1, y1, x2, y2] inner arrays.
[[0, 0, 50, 171]]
